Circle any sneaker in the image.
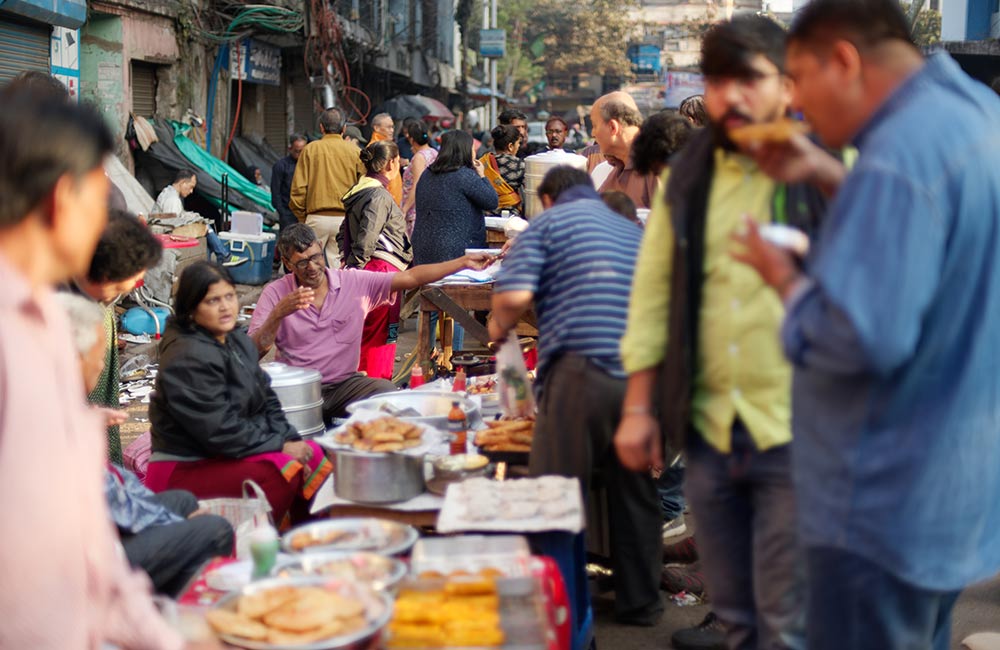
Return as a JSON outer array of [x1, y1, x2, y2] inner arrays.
[[662, 513, 687, 541], [223, 254, 248, 267], [671, 612, 726, 650], [661, 561, 707, 597], [663, 536, 700, 564]]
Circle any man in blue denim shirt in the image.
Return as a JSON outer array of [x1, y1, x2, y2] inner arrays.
[[733, 1, 1000, 647]]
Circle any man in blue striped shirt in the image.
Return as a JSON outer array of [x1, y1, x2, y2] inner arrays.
[[490, 166, 663, 626]]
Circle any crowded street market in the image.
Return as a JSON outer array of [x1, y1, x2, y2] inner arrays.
[[4, 0, 1000, 649]]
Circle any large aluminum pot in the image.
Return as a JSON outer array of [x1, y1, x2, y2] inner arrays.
[[330, 449, 425, 504], [523, 150, 588, 218], [263, 362, 325, 436]]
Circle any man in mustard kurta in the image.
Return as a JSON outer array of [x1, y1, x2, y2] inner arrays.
[[614, 16, 828, 649], [290, 108, 366, 267]]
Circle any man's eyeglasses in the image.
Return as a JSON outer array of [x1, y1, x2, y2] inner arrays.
[[291, 253, 326, 272]]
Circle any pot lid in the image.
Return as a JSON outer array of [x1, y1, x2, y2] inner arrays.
[[262, 362, 322, 387]]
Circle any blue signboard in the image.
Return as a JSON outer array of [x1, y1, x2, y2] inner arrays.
[[627, 44, 662, 75], [230, 39, 281, 86], [479, 29, 506, 58]]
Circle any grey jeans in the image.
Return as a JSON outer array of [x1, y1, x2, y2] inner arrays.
[[684, 421, 805, 650], [320, 373, 397, 421], [120, 490, 234, 597]]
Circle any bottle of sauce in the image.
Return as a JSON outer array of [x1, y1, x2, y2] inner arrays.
[[452, 367, 467, 392], [448, 401, 467, 455], [410, 364, 425, 388]]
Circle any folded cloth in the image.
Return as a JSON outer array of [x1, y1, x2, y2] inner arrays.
[[257, 440, 331, 500]]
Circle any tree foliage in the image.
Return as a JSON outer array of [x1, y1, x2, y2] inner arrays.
[[900, 2, 941, 46], [497, 0, 638, 97]]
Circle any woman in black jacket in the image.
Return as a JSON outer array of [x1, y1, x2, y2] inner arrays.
[[146, 262, 329, 525], [338, 140, 412, 379]]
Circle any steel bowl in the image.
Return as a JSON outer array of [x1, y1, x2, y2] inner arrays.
[[208, 575, 392, 650], [346, 391, 479, 430], [330, 447, 426, 504], [281, 518, 420, 557]]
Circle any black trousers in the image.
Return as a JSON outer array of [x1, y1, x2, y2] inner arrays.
[[531, 353, 664, 625], [121, 490, 234, 597], [320, 373, 398, 421]]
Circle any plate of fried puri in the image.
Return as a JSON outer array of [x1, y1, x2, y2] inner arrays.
[[320, 414, 436, 456], [204, 576, 392, 650]]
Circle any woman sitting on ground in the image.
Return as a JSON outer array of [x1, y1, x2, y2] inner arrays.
[[338, 140, 413, 379], [146, 262, 330, 526]]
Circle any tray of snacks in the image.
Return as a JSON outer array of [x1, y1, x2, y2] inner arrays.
[[467, 375, 500, 410], [410, 535, 533, 580], [436, 476, 584, 534], [385, 572, 549, 649], [282, 518, 419, 556], [473, 417, 534, 465], [203, 576, 392, 649], [274, 552, 408, 593]]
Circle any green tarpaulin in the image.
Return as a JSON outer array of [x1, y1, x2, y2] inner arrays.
[[170, 121, 273, 212]]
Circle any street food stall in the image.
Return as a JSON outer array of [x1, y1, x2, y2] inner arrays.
[[170, 375, 592, 650]]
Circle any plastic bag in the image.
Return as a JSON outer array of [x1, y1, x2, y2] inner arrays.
[[496, 334, 536, 418], [197, 480, 273, 559]]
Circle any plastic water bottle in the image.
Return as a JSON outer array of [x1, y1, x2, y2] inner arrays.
[[249, 525, 280, 579]]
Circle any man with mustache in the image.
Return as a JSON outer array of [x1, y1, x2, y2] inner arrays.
[[615, 15, 829, 649], [249, 224, 492, 422], [733, 0, 1000, 645]]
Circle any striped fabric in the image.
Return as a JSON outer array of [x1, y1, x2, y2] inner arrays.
[[495, 190, 643, 384]]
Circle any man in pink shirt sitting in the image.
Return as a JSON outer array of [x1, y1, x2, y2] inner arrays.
[[249, 223, 490, 421]]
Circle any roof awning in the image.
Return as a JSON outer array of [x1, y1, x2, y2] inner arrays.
[[0, 0, 87, 29]]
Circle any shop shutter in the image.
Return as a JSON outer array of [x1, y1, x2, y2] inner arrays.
[[0, 17, 50, 87], [263, 82, 287, 155], [131, 60, 157, 117]]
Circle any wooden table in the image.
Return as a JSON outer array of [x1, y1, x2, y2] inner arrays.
[[414, 283, 537, 372]]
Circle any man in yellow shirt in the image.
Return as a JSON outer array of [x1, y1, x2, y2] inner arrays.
[[615, 16, 828, 649], [289, 108, 365, 266]]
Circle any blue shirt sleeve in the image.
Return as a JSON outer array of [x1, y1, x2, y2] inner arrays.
[[783, 164, 946, 376], [105, 466, 183, 534]]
